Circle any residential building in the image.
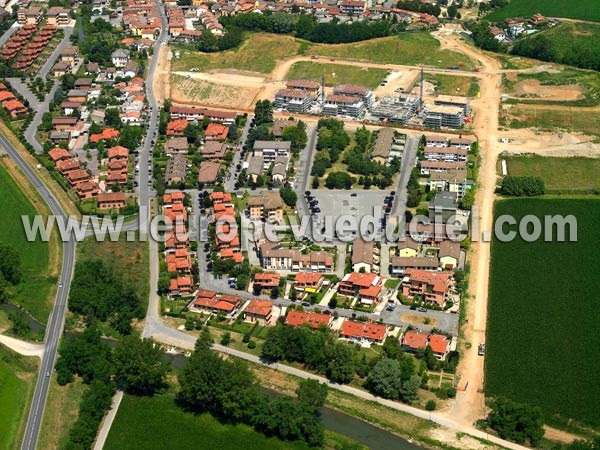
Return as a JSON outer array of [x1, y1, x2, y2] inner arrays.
[[204, 123, 229, 141], [424, 105, 465, 129], [390, 256, 439, 275], [322, 94, 365, 118], [253, 141, 291, 166], [401, 269, 454, 307], [420, 160, 465, 176], [18, 7, 43, 25], [285, 310, 331, 329], [192, 289, 241, 315], [200, 141, 228, 159], [169, 275, 194, 297], [111, 48, 131, 67], [439, 240, 460, 270], [423, 146, 468, 163], [259, 242, 334, 272], [425, 134, 448, 148], [338, 272, 382, 305], [165, 137, 189, 156], [402, 330, 450, 360], [166, 119, 189, 136], [97, 192, 126, 210], [165, 154, 187, 185], [253, 272, 280, 292], [427, 169, 472, 199], [243, 299, 273, 326], [293, 272, 324, 293], [247, 155, 264, 184], [47, 7, 70, 26], [274, 89, 312, 113], [339, 320, 387, 344], [428, 191, 457, 223], [247, 192, 284, 222], [271, 155, 289, 184], [198, 161, 221, 184], [286, 80, 320, 97], [333, 84, 374, 108], [351, 237, 377, 273], [371, 128, 396, 164]]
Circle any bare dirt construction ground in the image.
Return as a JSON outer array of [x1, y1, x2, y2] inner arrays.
[[153, 44, 171, 105], [170, 74, 266, 111], [511, 79, 585, 102], [500, 128, 600, 156], [400, 313, 440, 328]]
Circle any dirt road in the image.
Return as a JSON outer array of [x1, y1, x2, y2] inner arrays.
[[436, 30, 502, 427], [152, 43, 171, 104]]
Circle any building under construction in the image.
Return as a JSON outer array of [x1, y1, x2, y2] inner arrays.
[[423, 105, 465, 129], [370, 95, 422, 124]]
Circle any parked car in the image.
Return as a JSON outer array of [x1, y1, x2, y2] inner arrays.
[[478, 343, 485, 356], [301, 302, 311, 308], [418, 307, 427, 313]]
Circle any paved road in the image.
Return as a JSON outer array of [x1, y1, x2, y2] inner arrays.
[[0, 22, 18, 48], [293, 125, 317, 218], [39, 27, 74, 79], [7, 78, 40, 109], [224, 114, 253, 192], [0, 131, 77, 450]]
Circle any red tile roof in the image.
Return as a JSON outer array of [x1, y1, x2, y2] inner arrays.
[[245, 299, 272, 317], [340, 320, 387, 342], [284, 310, 330, 329]]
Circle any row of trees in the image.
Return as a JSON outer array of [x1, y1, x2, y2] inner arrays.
[[69, 259, 144, 335], [179, 334, 328, 446], [500, 176, 545, 197], [311, 119, 351, 183], [220, 12, 403, 45]]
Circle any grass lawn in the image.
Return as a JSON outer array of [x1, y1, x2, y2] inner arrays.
[[425, 74, 479, 97], [77, 233, 149, 306], [172, 33, 302, 73], [486, 198, 600, 428], [0, 344, 38, 450], [503, 155, 600, 194], [485, 0, 600, 23], [503, 103, 600, 135], [38, 377, 87, 450], [0, 163, 56, 323], [104, 394, 311, 450], [287, 61, 388, 90], [306, 33, 475, 69]]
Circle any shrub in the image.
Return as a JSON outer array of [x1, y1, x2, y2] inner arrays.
[[426, 400, 436, 411], [247, 340, 256, 349]]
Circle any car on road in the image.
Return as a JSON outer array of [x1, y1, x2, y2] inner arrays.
[[59, 282, 63, 288], [417, 307, 427, 312], [45, 371, 50, 377], [350, 193, 357, 197], [301, 302, 311, 308], [478, 343, 485, 356]]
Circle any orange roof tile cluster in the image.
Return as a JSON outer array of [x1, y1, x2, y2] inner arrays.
[[166, 119, 189, 136], [402, 330, 450, 354], [253, 272, 280, 288], [194, 290, 241, 312], [294, 272, 324, 285], [204, 123, 229, 142], [284, 310, 331, 329], [340, 320, 387, 342], [245, 299, 272, 317], [90, 128, 120, 143]]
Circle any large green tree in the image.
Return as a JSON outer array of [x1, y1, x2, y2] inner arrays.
[[113, 337, 170, 395]]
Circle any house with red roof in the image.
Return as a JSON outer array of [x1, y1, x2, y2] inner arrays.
[[97, 192, 126, 210], [339, 320, 388, 344], [3, 99, 27, 117], [192, 290, 241, 315], [401, 330, 451, 360], [253, 272, 280, 293], [284, 310, 332, 330], [243, 299, 273, 326], [90, 128, 120, 143], [204, 123, 229, 142], [401, 269, 454, 307], [293, 272, 324, 293], [169, 275, 194, 297], [166, 249, 191, 273], [48, 147, 72, 163], [338, 272, 383, 305], [166, 119, 189, 136]]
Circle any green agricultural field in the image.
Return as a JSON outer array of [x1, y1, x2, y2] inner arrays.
[[287, 61, 388, 90], [0, 345, 37, 450], [425, 74, 479, 97], [104, 394, 311, 450], [306, 33, 475, 69], [486, 0, 600, 23], [172, 33, 302, 73], [502, 103, 600, 135], [0, 165, 54, 322], [503, 155, 600, 194], [78, 233, 149, 304], [486, 198, 600, 428]]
